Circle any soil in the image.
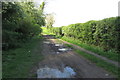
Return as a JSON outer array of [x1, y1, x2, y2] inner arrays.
[[31, 35, 116, 78], [59, 39, 119, 67]]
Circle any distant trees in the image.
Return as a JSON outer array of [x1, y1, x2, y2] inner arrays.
[[2, 2, 45, 50], [45, 13, 55, 29], [49, 17, 120, 53]]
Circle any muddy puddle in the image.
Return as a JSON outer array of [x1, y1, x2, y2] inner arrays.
[[43, 41, 72, 54], [55, 43, 72, 52], [58, 48, 72, 52], [55, 47, 72, 54], [43, 41, 50, 44], [55, 43, 63, 47], [37, 66, 76, 78]]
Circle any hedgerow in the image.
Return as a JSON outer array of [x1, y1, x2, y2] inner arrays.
[[2, 2, 45, 50], [49, 17, 120, 53]]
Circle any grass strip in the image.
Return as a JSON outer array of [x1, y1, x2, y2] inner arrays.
[[76, 49, 119, 77], [2, 36, 44, 78], [61, 36, 119, 62], [65, 44, 119, 78]]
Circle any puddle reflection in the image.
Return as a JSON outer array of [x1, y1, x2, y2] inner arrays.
[[37, 66, 76, 78]]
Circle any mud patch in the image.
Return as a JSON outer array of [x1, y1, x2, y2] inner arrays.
[[48, 43, 72, 54], [37, 66, 76, 78]]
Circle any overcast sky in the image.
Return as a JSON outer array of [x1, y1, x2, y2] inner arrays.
[[34, 0, 119, 27]]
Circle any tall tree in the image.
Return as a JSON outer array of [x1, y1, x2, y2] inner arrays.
[[45, 13, 55, 29], [2, 1, 46, 50]]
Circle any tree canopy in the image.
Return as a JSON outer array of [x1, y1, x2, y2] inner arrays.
[[2, 2, 45, 50]]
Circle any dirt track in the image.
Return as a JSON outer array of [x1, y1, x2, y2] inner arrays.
[[59, 39, 119, 67], [34, 35, 116, 78]]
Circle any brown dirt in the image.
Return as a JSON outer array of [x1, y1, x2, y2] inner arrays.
[[59, 39, 119, 67], [32, 35, 116, 78]]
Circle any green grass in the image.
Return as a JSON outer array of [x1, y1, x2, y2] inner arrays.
[[41, 28, 119, 78], [75, 49, 119, 77], [41, 27, 54, 35], [2, 36, 44, 78], [61, 36, 119, 62], [41, 27, 62, 38], [64, 44, 74, 49], [64, 44, 119, 78]]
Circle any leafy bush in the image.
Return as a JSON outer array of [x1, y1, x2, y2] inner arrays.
[[49, 17, 120, 53], [2, 2, 45, 50]]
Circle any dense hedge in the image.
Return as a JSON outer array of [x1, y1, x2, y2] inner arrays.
[[49, 27, 63, 36], [2, 2, 45, 50], [49, 17, 120, 53]]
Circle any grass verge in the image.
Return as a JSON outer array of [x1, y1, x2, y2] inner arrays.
[[41, 27, 119, 62], [41, 27, 119, 78], [61, 36, 119, 62], [2, 36, 44, 78], [65, 44, 119, 78], [76, 49, 119, 77], [41, 27, 54, 35]]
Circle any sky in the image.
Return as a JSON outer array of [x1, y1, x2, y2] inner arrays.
[[34, 0, 119, 27]]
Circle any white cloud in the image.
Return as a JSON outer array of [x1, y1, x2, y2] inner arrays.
[[35, 0, 119, 27]]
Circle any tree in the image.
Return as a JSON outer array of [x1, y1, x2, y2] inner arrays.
[[2, 1, 45, 50], [45, 13, 55, 29]]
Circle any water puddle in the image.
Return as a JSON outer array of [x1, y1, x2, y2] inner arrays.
[[43, 41, 50, 44], [58, 48, 72, 52], [37, 66, 76, 78], [56, 52, 60, 54], [55, 44, 63, 47]]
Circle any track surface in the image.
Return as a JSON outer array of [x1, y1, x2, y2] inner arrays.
[[33, 35, 116, 78]]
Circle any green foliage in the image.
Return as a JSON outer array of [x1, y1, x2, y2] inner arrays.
[[2, 2, 45, 50], [45, 14, 55, 29], [60, 17, 120, 53], [50, 27, 62, 36], [41, 27, 54, 35], [62, 21, 97, 44], [3, 36, 44, 78], [93, 17, 120, 52], [62, 36, 119, 62], [64, 43, 119, 77], [75, 49, 119, 77]]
